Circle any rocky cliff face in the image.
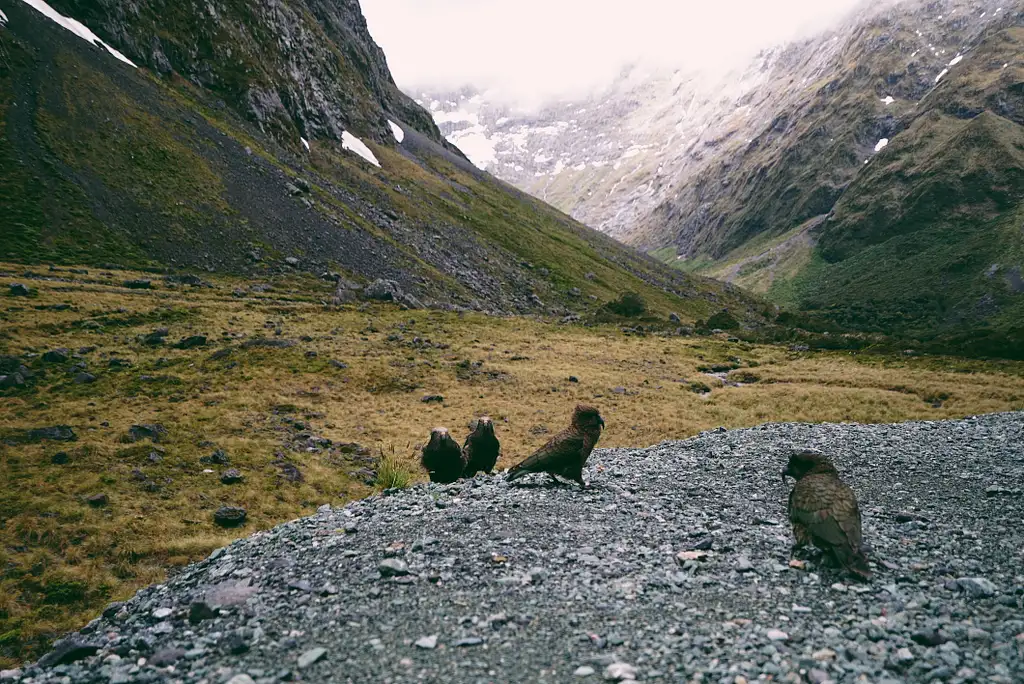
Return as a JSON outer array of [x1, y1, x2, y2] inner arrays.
[[417, 0, 1024, 354], [46, 0, 446, 147], [0, 0, 763, 323]]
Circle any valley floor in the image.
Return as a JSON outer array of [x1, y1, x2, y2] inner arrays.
[[1, 264, 1023, 666]]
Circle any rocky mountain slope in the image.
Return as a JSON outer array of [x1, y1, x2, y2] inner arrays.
[[0, 0, 762, 323], [419, 0, 1024, 354], [10, 413, 1024, 683]]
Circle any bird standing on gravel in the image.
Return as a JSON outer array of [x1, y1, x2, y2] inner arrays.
[[462, 416, 500, 476], [421, 427, 465, 484], [507, 404, 605, 488], [783, 450, 872, 581]]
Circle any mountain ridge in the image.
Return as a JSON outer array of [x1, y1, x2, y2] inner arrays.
[[0, 0, 766, 324], [415, 0, 1024, 355]]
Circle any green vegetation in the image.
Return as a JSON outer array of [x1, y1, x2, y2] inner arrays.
[[604, 291, 648, 317], [2, 266, 1024, 666]]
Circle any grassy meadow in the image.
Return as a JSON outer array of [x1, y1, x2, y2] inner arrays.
[[2, 264, 1023, 665]]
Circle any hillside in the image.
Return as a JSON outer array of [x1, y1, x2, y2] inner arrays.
[[0, 0, 761, 324], [416, 0, 1024, 356], [3, 265, 1024, 666], [10, 413, 1024, 682]]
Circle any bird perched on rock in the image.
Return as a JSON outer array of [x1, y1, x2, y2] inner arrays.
[[783, 450, 872, 581], [507, 405, 605, 488], [462, 417, 500, 477], [420, 427, 465, 484]]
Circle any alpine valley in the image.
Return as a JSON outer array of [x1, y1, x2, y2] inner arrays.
[[419, 0, 1024, 357]]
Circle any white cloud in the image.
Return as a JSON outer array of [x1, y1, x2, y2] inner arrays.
[[363, 0, 872, 105]]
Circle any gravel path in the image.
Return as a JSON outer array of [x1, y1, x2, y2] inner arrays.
[[9, 413, 1024, 683]]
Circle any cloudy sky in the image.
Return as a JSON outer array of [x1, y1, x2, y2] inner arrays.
[[362, 0, 873, 103]]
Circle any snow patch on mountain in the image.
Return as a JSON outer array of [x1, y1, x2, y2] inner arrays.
[[341, 131, 380, 167], [388, 121, 405, 143], [21, 0, 137, 67]]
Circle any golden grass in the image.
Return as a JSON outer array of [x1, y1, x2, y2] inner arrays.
[[1, 263, 1023, 665]]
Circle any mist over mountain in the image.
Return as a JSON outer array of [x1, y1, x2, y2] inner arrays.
[[410, 0, 1024, 355]]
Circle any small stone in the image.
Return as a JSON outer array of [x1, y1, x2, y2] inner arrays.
[[378, 558, 410, 577], [86, 493, 108, 507], [297, 647, 327, 669], [225, 676, 255, 684], [0, 670, 23, 681], [285, 257, 301, 267], [812, 648, 836, 661], [766, 629, 789, 641], [966, 627, 991, 641], [735, 556, 755, 572], [574, 665, 596, 677], [676, 550, 708, 562], [421, 394, 444, 403], [152, 607, 173, 619], [148, 647, 186, 667], [894, 647, 914, 663], [220, 469, 244, 485], [74, 372, 97, 384], [808, 669, 831, 684], [329, 359, 348, 369], [414, 635, 437, 649], [188, 601, 218, 624], [50, 452, 69, 465], [911, 629, 947, 647], [604, 662, 637, 681], [222, 632, 250, 655], [37, 638, 101, 667], [123, 279, 151, 289], [955, 577, 997, 597], [453, 637, 484, 647]]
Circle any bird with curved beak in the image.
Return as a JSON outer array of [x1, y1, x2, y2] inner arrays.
[[506, 405, 605, 488], [782, 450, 872, 581], [462, 416, 501, 477], [420, 427, 465, 484]]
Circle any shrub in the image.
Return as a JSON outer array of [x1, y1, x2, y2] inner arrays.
[[605, 291, 647, 318]]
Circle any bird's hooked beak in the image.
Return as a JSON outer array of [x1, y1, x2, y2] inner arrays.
[[598, 417, 605, 429], [781, 464, 793, 484]]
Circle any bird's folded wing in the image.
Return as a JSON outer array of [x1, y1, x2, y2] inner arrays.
[[789, 481, 851, 548], [516, 432, 585, 470]]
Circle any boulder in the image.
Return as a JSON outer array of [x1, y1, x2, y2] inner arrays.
[[220, 469, 244, 484], [86, 493, 109, 507], [127, 424, 167, 443], [364, 279, 422, 309], [123, 279, 152, 290], [174, 335, 208, 349], [213, 506, 247, 528], [9, 283, 31, 296], [43, 348, 71, 363]]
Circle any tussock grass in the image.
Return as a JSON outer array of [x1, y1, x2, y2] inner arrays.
[[374, 445, 415, 491], [1, 263, 1023, 666]]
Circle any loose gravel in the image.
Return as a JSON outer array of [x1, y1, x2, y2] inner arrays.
[[9, 413, 1024, 683]]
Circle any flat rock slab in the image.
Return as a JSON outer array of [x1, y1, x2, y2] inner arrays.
[[15, 413, 1024, 683]]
